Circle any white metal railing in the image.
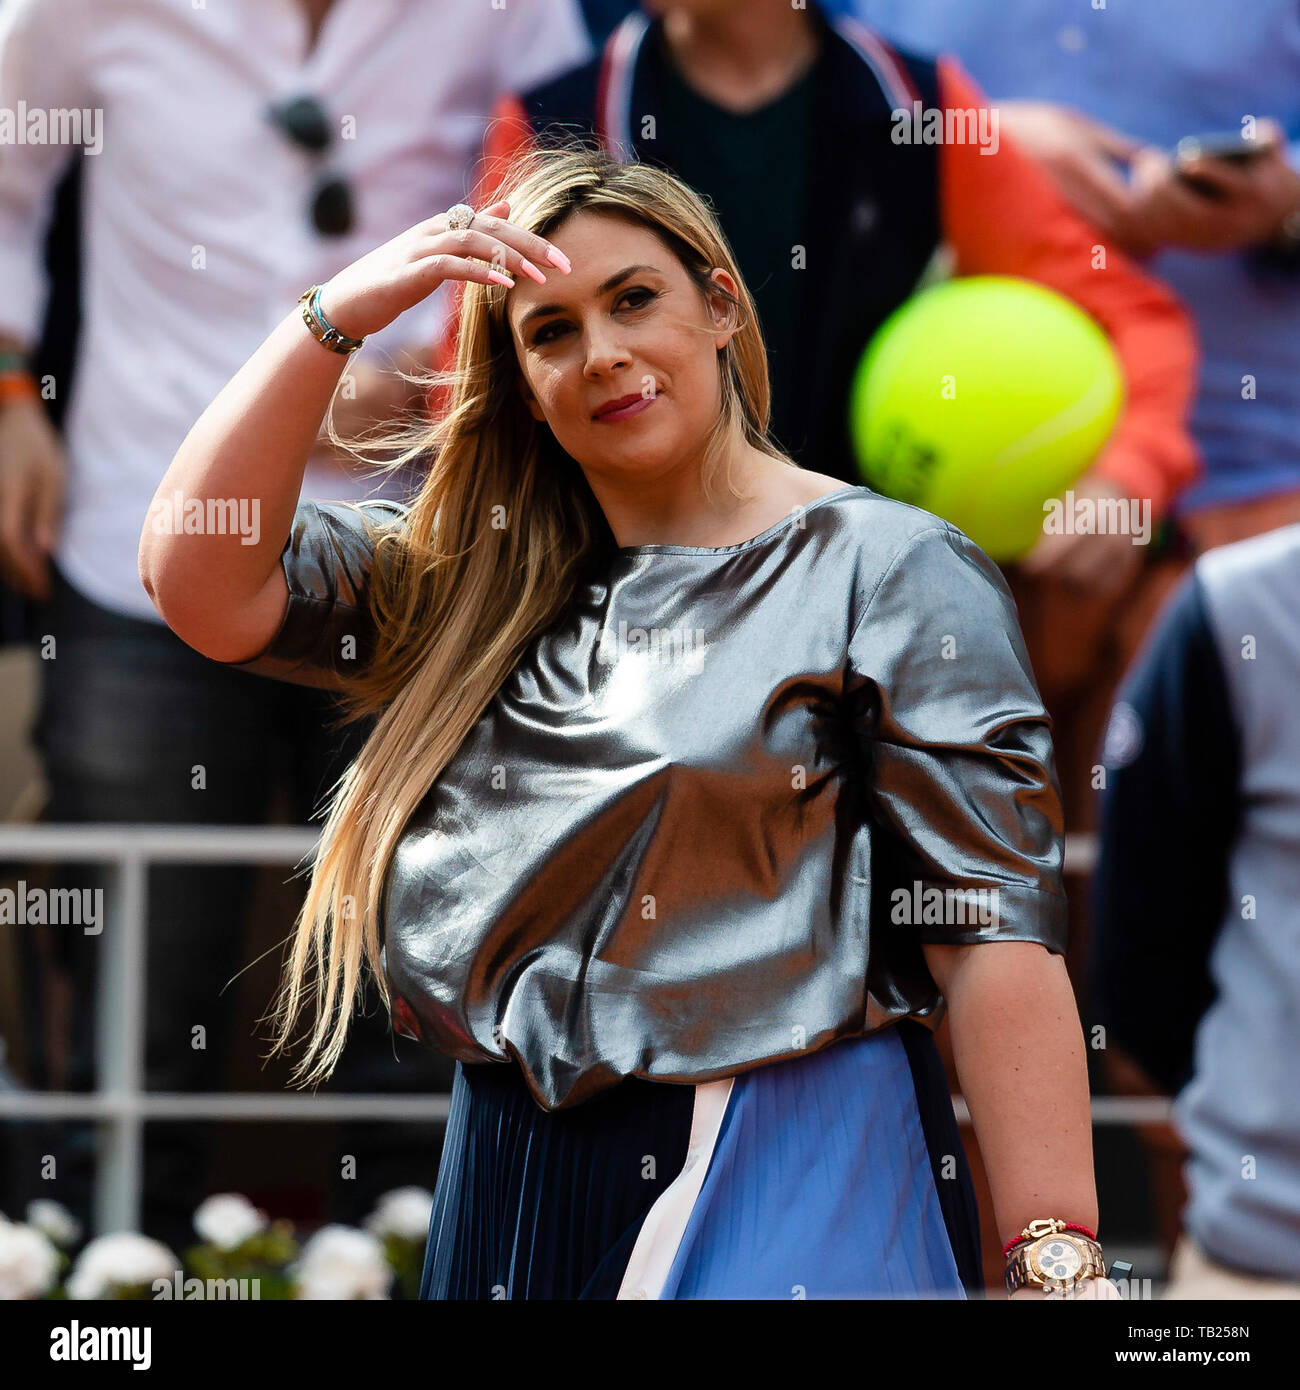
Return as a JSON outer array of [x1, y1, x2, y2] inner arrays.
[[0, 825, 1160, 1237], [0, 824, 451, 1235]]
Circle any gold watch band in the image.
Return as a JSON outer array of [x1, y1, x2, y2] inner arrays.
[[1005, 1221, 1106, 1296]]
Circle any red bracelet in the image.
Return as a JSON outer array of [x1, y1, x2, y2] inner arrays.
[[1002, 1222, 1097, 1258], [0, 371, 37, 404]]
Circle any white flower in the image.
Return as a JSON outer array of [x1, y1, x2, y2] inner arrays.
[[0, 1222, 60, 1300], [65, 1233, 177, 1300], [192, 1193, 267, 1251], [26, 1199, 81, 1248], [291, 1225, 392, 1300], [363, 1186, 435, 1243]]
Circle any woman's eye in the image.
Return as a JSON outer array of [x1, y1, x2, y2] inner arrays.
[[532, 288, 657, 346]]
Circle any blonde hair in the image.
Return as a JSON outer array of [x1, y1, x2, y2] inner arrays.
[[267, 141, 794, 1085]]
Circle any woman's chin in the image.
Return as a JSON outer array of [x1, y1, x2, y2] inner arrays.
[[577, 429, 684, 474]]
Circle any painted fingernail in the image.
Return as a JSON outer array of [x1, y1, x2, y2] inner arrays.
[[546, 247, 572, 272], [487, 270, 516, 287], [519, 257, 547, 284]]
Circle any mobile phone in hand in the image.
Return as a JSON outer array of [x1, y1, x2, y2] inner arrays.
[[1174, 129, 1274, 198]]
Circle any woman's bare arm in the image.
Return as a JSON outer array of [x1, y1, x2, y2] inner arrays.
[[138, 304, 351, 662], [924, 939, 1101, 1296], [138, 198, 571, 663]]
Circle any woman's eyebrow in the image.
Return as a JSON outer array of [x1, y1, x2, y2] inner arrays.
[[517, 264, 662, 332]]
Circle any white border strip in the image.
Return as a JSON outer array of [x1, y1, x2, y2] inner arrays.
[[598, 12, 651, 162], [616, 1076, 734, 1299], [832, 15, 918, 111]]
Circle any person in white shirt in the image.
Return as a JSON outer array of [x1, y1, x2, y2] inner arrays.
[[0, 0, 599, 1254]]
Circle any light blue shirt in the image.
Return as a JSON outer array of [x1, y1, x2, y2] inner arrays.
[[831, 0, 1300, 515], [1181, 526, 1300, 1279]]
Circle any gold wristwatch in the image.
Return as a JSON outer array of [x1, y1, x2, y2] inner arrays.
[[1004, 1219, 1106, 1297], [298, 284, 366, 355]]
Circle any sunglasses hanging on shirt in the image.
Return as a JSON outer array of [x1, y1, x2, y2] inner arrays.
[[267, 93, 355, 237]]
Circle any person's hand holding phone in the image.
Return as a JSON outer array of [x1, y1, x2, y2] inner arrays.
[[1125, 118, 1300, 255]]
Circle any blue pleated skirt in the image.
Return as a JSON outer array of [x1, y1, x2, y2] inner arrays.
[[420, 1020, 981, 1300]]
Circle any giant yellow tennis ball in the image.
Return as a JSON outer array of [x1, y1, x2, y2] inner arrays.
[[848, 276, 1124, 562]]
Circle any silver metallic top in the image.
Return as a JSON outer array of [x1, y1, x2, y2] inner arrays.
[[230, 484, 1066, 1109]]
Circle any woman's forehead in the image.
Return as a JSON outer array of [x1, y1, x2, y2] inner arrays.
[[543, 203, 641, 242], [506, 214, 674, 325]]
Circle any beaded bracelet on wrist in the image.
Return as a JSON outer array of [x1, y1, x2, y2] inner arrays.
[[297, 284, 366, 355], [1002, 1222, 1098, 1258]]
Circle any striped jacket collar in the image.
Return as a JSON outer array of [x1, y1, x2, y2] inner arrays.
[[593, 3, 921, 160]]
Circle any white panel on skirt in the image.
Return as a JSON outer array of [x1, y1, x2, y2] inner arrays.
[[616, 1076, 735, 1300]]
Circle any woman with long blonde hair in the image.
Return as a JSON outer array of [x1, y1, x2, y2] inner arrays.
[[140, 144, 1115, 1301]]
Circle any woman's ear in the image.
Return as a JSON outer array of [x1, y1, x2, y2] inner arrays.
[[706, 268, 742, 349]]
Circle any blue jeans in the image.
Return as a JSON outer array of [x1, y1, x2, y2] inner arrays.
[[15, 564, 452, 1254]]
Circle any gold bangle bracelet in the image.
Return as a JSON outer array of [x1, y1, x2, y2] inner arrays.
[[298, 284, 365, 355]]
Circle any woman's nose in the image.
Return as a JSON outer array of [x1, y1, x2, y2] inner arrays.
[[582, 326, 631, 377]]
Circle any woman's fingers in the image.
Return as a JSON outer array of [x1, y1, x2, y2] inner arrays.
[[410, 251, 519, 289], [426, 227, 543, 283], [316, 198, 571, 337], [421, 205, 570, 276], [420, 197, 509, 236], [474, 210, 572, 272], [413, 226, 549, 284]]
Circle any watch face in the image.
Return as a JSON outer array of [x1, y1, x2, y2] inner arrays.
[[1034, 1239, 1084, 1281]]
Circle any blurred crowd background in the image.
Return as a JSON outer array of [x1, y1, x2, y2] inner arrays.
[[0, 0, 1297, 1299]]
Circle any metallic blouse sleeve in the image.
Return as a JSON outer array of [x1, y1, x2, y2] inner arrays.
[[216, 497, 409, 689], [847, 523, 1068, 954]]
